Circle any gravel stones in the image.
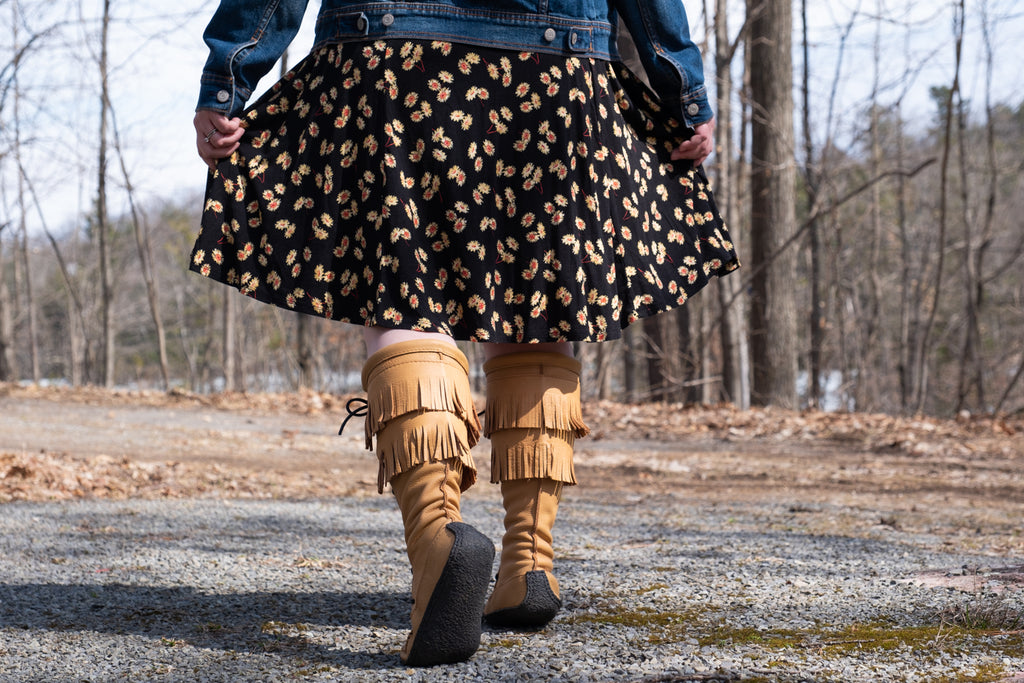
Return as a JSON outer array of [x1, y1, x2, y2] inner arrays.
[[1, 493, 1022, 682]]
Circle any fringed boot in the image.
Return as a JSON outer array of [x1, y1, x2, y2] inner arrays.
[[362, 340, 495, 666], [481, 352, 589, 629]]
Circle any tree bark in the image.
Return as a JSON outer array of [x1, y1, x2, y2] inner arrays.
[[0, 230, 15, 381], [862, 8, 884, 411], [296, 314, 315, 389], [956, 2, 997, 414], [10, 7, 39, 383], [223, 291, 240, 391], [96, 0, 115, 387], [644, 315, 667, 402], [747, 0, 798, 407], [714, 0, 750, 409], [801, 0, 822, 409], [676, 304, 700, 403], [110, 109, 171, 390], [623, 325, 638, 401], [15, 159, 90, 385], [913, 1, 964, 413], [896, 98, 913, 412]]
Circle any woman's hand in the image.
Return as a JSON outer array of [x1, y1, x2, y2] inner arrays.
[[194, 109, 244, 170], [670, 118, 716, 168]]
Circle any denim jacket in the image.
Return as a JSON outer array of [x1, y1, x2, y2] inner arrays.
[[197, 0, 712, 126]]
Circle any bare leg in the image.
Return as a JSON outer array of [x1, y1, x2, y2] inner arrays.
[[483, 341, 574, 361], [363, 326, 456, 356]]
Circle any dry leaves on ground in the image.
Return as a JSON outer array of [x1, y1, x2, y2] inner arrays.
[[1, 385, 1021, 502], [0, 451, 362, 503]]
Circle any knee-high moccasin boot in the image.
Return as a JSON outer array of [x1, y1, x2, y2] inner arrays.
[[482, 352, 589, 629], [388, 459, 494, 665], [362, 340, 494, 666]]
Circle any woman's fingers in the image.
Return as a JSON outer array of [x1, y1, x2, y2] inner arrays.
[[671, 119, 716, 167], [194, 110, 244, 169]]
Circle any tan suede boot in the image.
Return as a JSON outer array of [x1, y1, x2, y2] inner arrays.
[[484, 477, 564, 627], [389, 460, 494, 665], [482, 352, 588, 629], [362, 339, 480, 493], [362, 340, 494, 665]]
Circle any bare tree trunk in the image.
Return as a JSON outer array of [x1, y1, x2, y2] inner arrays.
[[623, 325, 638, 401], [896, 98, 913, 412], [976, 3, 1005, 416], [713, 0, 749, 408], [913, 1, 964, 413], [676, 304, 700, 403], [10, 7, 39, 383], [223, 291, 240, 391], [747, 0, 798, 408], [897, 20, 918, 414], [801, 0, 822, 409], [0, 230, 15, 380], [956, 2, 997, 414], [15, 163, 40, 384], [861, 7, 884, 411], [17, 166, 90, 386], [108, 107, 171, 389], [953, 90, 980, 413], [296, 314, 315, 389], [594, 342, 612, 400], [995, 358, 1024, 417], [95, 0, 115, 387], [644, 316, 667, 402]]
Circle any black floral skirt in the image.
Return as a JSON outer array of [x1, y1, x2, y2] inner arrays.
[[191, 40, 739, 342]]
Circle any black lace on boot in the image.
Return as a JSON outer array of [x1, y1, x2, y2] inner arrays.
[[338, 397, 484, 436], [338, 397, 368, 435]]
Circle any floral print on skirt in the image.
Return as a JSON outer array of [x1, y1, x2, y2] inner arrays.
[[191, 40, 739, 342]]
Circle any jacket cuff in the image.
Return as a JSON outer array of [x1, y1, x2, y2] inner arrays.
[[681, 85, 713, 127], [197, 74, 250, 118]]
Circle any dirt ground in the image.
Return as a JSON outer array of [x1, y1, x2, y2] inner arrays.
[[2, 382, 1023, 560]]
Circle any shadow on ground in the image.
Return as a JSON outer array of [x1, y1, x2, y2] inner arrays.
[[0, 582, 406, 670]]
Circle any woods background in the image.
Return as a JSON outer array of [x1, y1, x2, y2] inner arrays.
[[1, 0, 1022, 418]]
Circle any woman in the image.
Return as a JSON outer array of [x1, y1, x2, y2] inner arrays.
[[192, 0, 737, 667]]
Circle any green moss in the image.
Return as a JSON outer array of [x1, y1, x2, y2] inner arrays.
[[566, 602, 1024, 664], [697, 626, 803, 649], [487, 638, 524, 649]]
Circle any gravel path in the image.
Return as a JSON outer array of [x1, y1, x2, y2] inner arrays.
[[2, 491, 1022, 682]]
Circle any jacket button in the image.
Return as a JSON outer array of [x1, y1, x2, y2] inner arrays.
[[382, 13, 395, 26], [357, 16, 367, 31], [687, 103, 700, 117], [543, 27, 556, 42], [216, 89, 230, 103]]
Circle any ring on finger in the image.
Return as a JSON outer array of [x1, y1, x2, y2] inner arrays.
[[203, 128, 218, 143]]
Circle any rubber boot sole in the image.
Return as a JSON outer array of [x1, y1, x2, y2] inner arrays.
[[482, 570, 561, 630], [402, 522, 495, 666]]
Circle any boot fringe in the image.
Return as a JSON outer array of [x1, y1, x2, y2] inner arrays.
[[483, 387, 588, 438], [364, 371, 481, 450], [482, 351, 589, 438], [376, 412, 478, 493], [488, 432, 577, 484], [361, 340, 481, 493]]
